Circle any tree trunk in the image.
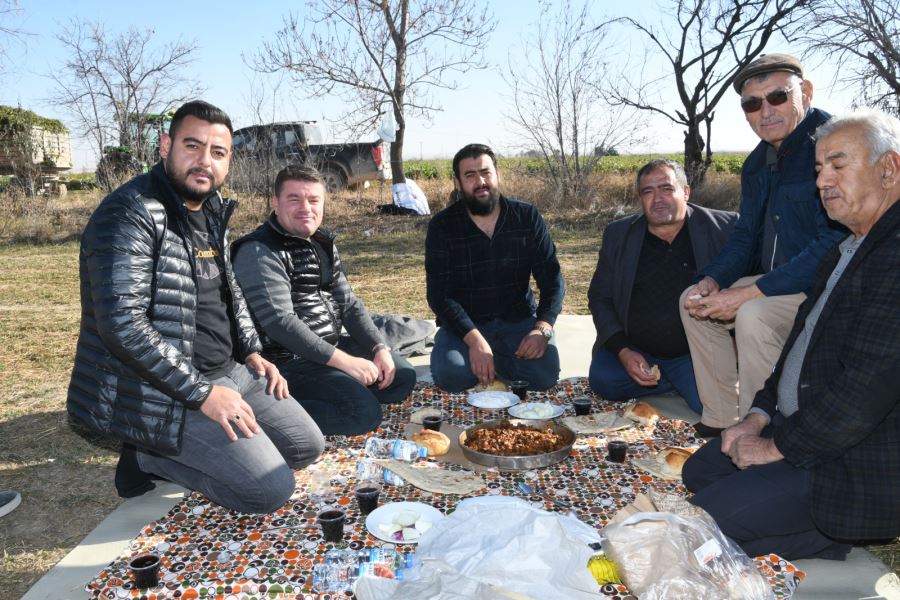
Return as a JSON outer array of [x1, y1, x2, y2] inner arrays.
[[683, 122, 709, 188], [390, 102, 406, 185]]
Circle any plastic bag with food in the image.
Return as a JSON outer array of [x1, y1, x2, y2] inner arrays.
[[603, 510, 774, 600]]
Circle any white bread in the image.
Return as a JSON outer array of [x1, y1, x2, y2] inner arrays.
[[623, 401, 660, 427], [656, 447, 695, 477], [641, 363, 661, 382], [411, 429, 451, 456]]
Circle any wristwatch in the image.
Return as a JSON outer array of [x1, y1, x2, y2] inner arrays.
[[534, 325, 553, 340], [372, 343, 391, 354]]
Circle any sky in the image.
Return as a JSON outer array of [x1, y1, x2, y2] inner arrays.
[[2, 0, 859, 172]]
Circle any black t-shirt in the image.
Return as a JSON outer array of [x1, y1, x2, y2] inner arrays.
[[625, 225, 696, 359], [185, 208, 234, 378]]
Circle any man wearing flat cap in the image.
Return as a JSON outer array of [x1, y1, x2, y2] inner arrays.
[[681, 53, 846, 437]]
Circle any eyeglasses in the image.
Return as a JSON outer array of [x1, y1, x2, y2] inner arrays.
[[740, 85, 798, 113]]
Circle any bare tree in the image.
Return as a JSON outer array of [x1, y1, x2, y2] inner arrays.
[[229, 71, 293, 203], [0, 0, 27, 78], [255, 0, 495, 185], [798, 0, 900, 115], [48, 19, 202, 189], [505, 0, 646, 207], [607, 0, 807, 186]]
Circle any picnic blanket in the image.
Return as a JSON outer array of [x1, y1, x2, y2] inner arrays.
[[85, 377, 805, 599]]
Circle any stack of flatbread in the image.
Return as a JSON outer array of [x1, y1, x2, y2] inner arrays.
[[374, 459, 485, 495], [410, 407, 442, 424], [632, 447, 695, 480], [561, 412, 632, 434]]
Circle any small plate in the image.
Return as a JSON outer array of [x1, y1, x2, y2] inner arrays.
[[366, 502, 444, 544], [467, 391, 520, 410], [365, 501, 444, 545], [508, 402, 565, 420]]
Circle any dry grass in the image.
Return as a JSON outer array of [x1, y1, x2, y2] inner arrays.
[[0, 170, 894, 598]]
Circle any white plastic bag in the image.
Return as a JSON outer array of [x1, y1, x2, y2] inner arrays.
[[392, 180, 430, 215], [603, 511, 774, 600], [354, 496, 602, 600]]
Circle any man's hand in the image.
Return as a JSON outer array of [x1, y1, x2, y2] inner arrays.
[[200, 384, 261, 442], [683, 276, 721, 317], [720, 412, 768, 454], [617, 348, 659, 387], [463, 329, 495, 387], [687, 283, 763, 322], [515, 330, 549, 360], [725, 435, 783, 469], [245, 352, 289, 399], [372, 348, 396, 390], [328, 349, 380, 386]]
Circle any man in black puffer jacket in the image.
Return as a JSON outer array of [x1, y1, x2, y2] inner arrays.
[[233, 165, 416, 435], [67, 101, 324, 513]]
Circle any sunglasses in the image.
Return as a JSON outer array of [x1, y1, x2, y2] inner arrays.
[[740, 85, 798, 113]]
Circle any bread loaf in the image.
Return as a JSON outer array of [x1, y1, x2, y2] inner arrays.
[[656, 447, 694, 477], [623, 401, 660, 427], [411, 429, 451, 456]]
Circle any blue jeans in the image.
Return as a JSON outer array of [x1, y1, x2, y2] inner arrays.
[[137, 362, 325, 514], [431, 317, 560, 393], [279, 351, 417, 436], [683, 423, 850, 560], [588, 349, 702, 414]]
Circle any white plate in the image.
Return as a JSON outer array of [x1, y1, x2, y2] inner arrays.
[[365, 501, 444, 545], [467, 391, 520, 409], [508, 402, 565, 420]]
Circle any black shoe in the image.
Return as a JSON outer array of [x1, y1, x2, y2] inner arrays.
[[693, 422, 724, 438], [0, 490, 21, 517], [115, 444, 156, 498]]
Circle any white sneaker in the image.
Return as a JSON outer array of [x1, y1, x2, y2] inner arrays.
[[0, 490, 21, 517]]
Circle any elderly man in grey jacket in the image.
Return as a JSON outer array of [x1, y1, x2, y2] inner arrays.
[[233, 165, 416, 436], [588, 159, 737, 415]]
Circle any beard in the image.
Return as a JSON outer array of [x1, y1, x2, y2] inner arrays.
[[164, 156, 221, 203], [458, 185, 499, 216]]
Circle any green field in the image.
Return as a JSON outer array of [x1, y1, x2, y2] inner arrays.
[[403, 152, 748, 180]]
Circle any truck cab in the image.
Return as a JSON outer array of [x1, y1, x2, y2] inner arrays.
[[231, 121, 391, 193]]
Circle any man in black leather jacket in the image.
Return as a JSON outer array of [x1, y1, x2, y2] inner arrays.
[[67, 101, 324, 513], [233, 165, 416, 435]]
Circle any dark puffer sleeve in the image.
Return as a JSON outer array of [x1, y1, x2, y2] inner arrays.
[[84, 192, 211, 407]]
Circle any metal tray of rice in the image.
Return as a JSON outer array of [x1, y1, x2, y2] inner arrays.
[[459, 418, 575, 471]]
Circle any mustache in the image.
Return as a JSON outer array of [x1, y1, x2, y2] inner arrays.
[[188, 167, 214, 179]]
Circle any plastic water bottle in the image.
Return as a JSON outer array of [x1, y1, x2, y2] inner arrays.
[[356, 458, 406, 486], [364, 437, 428, 461]]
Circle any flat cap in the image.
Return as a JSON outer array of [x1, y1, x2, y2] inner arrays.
[[733, 53, 803, 93]]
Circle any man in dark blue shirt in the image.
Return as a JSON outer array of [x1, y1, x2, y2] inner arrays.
[[681, 54, 846, 437], [425, 144, 565, 392]]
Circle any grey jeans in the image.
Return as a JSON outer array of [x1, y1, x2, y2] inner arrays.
[[137, 362, 325, 513]]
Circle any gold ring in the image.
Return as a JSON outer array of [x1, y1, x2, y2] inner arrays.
[[234, 414, 241, 421]]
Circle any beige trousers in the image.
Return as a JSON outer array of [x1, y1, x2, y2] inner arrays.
[[679, 275, 806, 428]]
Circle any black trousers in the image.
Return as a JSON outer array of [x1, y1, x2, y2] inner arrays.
[[278, 351, 416, 436], [682, 423, 851, 561]]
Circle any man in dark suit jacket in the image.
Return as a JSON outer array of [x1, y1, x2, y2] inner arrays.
[[683, 109, 900, 560], [588, 159, 737, 414]]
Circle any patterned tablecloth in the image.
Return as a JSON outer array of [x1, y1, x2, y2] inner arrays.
[[86, 377, 805, 599]]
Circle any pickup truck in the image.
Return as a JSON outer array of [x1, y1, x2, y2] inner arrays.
[[230, 121, 391, 193]]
